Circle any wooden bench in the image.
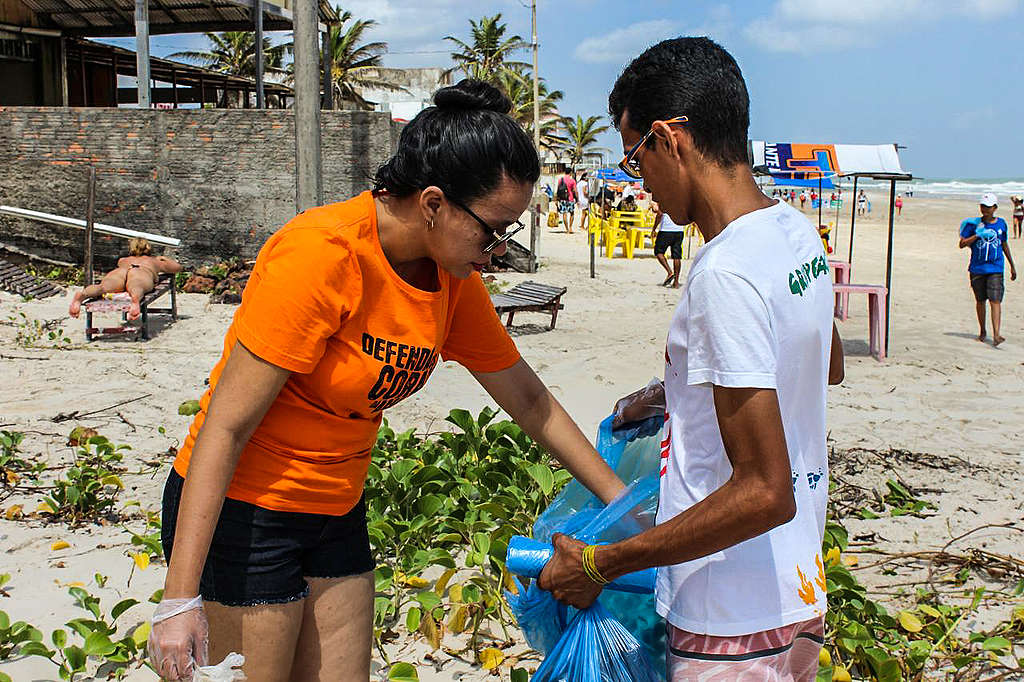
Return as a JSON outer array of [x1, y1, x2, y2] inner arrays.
[[84, 273, 178, 341], [832, 282, 887, 361], [491, 281, 566, 330]]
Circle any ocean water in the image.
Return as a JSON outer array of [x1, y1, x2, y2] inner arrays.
[[843, 178, 1024, 199]]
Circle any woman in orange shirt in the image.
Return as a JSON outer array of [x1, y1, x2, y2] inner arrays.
[[148, 80, 625, 682]]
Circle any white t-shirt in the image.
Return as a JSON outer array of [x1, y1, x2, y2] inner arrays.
[[656, 199, 834, 637], [658, 213, 687, 233]]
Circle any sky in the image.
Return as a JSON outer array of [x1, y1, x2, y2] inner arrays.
[[110, 0, 1024, 179]]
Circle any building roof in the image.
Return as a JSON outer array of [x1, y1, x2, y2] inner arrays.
[[69, 37, 294, 99], [13, 0, 337, 37]]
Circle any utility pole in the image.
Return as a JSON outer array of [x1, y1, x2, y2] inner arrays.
[[293, 0, 322, 211], [531, 0, 540, 153], [530, 0, 540, 271]]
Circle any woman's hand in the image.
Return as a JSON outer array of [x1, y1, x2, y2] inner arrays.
[[149, 597, 209, 681]]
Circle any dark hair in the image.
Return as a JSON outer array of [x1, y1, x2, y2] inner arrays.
[[374, 79, 540, 202], [608, 37, 749, 167]]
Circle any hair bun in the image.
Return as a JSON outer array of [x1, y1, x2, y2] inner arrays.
[[434, 79, 511, 115]]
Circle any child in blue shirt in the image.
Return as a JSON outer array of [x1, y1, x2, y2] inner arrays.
[[959, 193, 1017, 345]]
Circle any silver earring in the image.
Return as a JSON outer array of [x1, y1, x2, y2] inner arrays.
[[428, 219, 434, 230]]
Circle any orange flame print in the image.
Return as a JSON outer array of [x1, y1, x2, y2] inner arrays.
[[815, 554, 827, 593], [796, 565, 817, 605]]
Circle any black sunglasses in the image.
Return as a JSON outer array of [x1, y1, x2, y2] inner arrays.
[[446, 195, 526, 253]]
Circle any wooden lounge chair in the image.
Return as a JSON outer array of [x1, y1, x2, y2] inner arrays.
[[84, 273, 178, 341], [491, 281, 566, 330]]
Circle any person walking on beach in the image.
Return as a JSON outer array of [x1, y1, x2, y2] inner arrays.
[[555, 169, 578, 233], [895, 194, 904, 216], [799, 190, 807, 209], [68, 238, 181, 320], [538, 37, 845, 681], [651, 202, 687, 287], [1011, 195, 1023, 239], [857, 189, 868, 216], [959, 193, 1017, 345], [147, 80, 625, 682], [577, 171, 591, 232]]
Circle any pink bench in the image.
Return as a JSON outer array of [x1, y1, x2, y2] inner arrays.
[[829, 260, 851, 319], [832, 283, 887, 361]]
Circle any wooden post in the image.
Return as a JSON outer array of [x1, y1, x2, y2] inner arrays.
[[885, 178, 896, 353], [532, 201, 540, 270], [198, 74, 205, 108], [321, 26, 333, 110], [84, 167, 96, 285], [134, 0, 151, 108], [111, 53, 118, 106], [294, 0, 323, 211], [171, 68, 178, 108], [253, 0, 265, 108], [848, 175, 858, 278]]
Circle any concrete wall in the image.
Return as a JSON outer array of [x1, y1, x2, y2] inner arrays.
[[0, 107, 400, 266]]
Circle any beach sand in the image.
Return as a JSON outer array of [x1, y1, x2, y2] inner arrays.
[[1, 192, 1022, 680]]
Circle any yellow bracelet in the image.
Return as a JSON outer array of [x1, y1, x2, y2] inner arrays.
[[582, 544, 610, 585]]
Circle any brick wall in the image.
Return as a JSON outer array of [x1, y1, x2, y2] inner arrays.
[[0, 107, 401, 266]]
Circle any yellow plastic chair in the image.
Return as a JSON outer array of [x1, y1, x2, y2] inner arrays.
[[605, 226, 633, 258], [629, 226, 653, 251], [641, 211, 656, 228]]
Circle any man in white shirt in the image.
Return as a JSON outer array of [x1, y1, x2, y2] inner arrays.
[[650, 202, 690, 287], [539, 36, 844, 680]]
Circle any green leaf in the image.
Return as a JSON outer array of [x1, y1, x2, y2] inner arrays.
[[52, 629, 67, 648], [472, 532, 491, 556], [414, 591, 441, 611], [526, 463, 555, 495], [63, 645, 87, 671], [388, 662, 419, 681], [405, 606, 421, 632], [511, 668, 529, 682], [178, 399, 201, 416], [983, 636, 1012, 652], [0, 611, 8, 630], [83, 631, 116, 656], [18, 641, 54, 658], [110, 598, 139, 621], [0, 671, 12, 682]]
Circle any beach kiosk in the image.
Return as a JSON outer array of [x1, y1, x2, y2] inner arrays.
[[750, 142, 912, 360]]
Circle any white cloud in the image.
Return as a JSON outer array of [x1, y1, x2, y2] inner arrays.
[[573, 20, 680, 64], [746, 0, 1019, 53]]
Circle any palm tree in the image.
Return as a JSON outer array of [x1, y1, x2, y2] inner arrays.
[[494, 69, 565, 154], [283, 10, 405, 110], [170, 32, 287, 107], [444, 14, 529, 83], [562, 115, 611, 171]]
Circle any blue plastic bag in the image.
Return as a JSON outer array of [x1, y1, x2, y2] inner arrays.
[[531, 600, 661, 682], [505, 414, 666, 679]]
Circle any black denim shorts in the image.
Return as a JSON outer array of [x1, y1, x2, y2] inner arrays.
[[970, 272, 1004, 303], [161, 469, 375, 606], [654, 231, 684, 259]]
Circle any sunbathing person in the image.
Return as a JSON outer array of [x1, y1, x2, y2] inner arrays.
[[68, 238, 182, 320]]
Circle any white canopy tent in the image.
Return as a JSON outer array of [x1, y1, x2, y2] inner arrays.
[[749, 141, 912, 353]]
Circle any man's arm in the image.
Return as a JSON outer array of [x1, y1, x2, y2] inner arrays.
[[829, 322, 844, 385], [538, 386, 794, 608], [1003, 241, 1017, 281], [959, 234, 978, 249]]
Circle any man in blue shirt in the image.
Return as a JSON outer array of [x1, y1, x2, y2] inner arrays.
[[959, 193, 1017, 345]]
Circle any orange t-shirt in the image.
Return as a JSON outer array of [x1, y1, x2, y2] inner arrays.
[[174, 191, 521, 515]]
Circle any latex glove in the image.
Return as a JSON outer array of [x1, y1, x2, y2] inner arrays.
[[196, 652, 246, 681], [149, 596, 209, 681], [612, 379, 665, 430]]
